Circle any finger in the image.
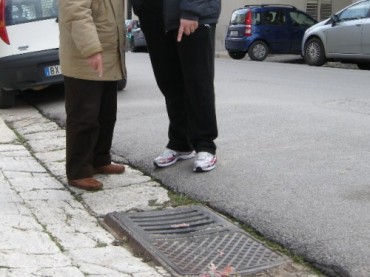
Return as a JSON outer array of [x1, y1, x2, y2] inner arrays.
[[97, 62, 103, 77], [177, 26, 184, 42]]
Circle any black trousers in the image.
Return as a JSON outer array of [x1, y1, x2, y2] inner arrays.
[[64, 77, 117, 180], [138, 2, 218, 154]]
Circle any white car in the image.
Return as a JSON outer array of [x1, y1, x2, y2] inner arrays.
[[302, 0, 370, 69], [0, 0, 62, 108], [0, 0, 126, 108]]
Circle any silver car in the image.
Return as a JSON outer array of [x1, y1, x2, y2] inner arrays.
[[125, 20, 147, 52], [302, 0, 370, 70]]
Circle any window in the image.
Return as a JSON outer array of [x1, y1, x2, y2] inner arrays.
[[320, 0, 332, 20], [262, 11, 274, 25], [339, 2, 370, 21], [273, 12, 286, 25], [230, 10, 246, 24], [253, 12, 261, 25], [5, 0, 57, 26], [289, 11, 316, 27], [306, 0, 332, 21]]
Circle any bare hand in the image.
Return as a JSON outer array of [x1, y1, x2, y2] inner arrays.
[[177, 19, 198, 42], [87, 52, 103, 77]]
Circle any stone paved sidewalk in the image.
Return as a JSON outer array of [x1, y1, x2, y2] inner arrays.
[[0, 104, 170, 277]]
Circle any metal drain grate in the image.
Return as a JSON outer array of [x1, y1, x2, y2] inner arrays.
[[104, 205, 288, 276]]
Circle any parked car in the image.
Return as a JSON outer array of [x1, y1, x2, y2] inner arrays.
[[0, 0, 126, 109], [302, 0, 370, 69], [0, 0, 61, 108], [225, 4, 317, 61], [125, 19, 147, 52]]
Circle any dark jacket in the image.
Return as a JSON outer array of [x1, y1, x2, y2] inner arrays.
[[164, 0, 221, 31], [132, 0, 221, 31], [131, 0, 158, 18]]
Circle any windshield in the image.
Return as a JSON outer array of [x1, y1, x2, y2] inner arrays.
[[339, 1, 370, 21], [5, 0, 57, 26]]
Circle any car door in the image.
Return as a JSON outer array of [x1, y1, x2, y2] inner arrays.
[[259, 10, 290, 53], [360, 3, 370, 55], [362, 18, 370, 55], [325, 1, 369, 55], [288, 10, 317, 53]]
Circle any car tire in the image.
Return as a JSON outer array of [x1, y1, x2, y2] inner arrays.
[[0, 89, 16, 109], [304, 38, 326, 66], [117, 78, 127, 91], [248, 41, 269, 61], [357, 63, 370, 70], [228, 51, 246, 60]]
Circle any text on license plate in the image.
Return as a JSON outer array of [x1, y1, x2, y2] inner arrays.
[[44, 65, 62, 77], [230, 31, 238, 36]]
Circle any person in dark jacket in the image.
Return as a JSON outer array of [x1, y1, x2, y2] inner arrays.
[[132, 0, 221, 172]]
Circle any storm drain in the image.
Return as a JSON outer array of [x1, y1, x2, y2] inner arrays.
[[104, 205, 288, 276]]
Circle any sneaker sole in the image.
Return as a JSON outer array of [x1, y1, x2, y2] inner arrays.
[[154, 152, 196, 168], [193, 164, 216, 172]]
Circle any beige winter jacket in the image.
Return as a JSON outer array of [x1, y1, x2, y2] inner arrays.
[[58, 0, 126, 81]]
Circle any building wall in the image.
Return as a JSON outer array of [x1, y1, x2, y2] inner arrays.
[[125, 0, 356, 51]]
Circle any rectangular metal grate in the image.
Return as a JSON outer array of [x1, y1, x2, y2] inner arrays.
[[104, 205, 288, 276]]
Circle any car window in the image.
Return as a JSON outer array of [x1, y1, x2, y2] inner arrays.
[[230, 10, 246, 24], [339, 1, 370, 21], [260, 10, 287, 25], [5, 0, 57, 26], [289, 11, 316, 27], [273, 11, 286, 25], [253, 12, 261, 25], [262, 11, 274, 25]]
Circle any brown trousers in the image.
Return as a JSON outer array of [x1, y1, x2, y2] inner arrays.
[[64, 77, 118, 180]]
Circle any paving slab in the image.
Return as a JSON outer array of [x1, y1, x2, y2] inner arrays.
[[82, 182, 170, 216], [0, 117, 17, 143]]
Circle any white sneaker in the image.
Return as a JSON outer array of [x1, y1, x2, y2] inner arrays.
[[154, 148, 196, 168], [193, 152, 217, 172]]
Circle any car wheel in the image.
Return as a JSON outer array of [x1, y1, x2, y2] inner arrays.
[[304, 38, 326, 66], [117, 78, 127, 91], [357, 63, 370, 70], [228, 51, 246, 60], [0, 88, 16, 109], [248, 41, 269, 61]]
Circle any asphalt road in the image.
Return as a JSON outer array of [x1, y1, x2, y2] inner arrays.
[[25, 52, 370, 277]]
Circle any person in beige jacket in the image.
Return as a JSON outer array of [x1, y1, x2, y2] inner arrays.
[[58, 0, 126, 191]]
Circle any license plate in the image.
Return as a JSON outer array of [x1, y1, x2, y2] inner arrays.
[[230, 30, 239, 36], [44, 65, 61, 77]]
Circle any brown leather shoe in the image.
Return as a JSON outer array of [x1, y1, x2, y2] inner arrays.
[[94, 163, 125, 175], [68, 177, 103, 191]]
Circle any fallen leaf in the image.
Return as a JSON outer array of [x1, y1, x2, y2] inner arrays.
[[171, 223, 190, 228]]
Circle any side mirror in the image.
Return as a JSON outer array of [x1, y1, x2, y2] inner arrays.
[[331, 14, 339, 26]]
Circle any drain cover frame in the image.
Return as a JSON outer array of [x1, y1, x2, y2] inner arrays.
[[104, 205, 289, 276]]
